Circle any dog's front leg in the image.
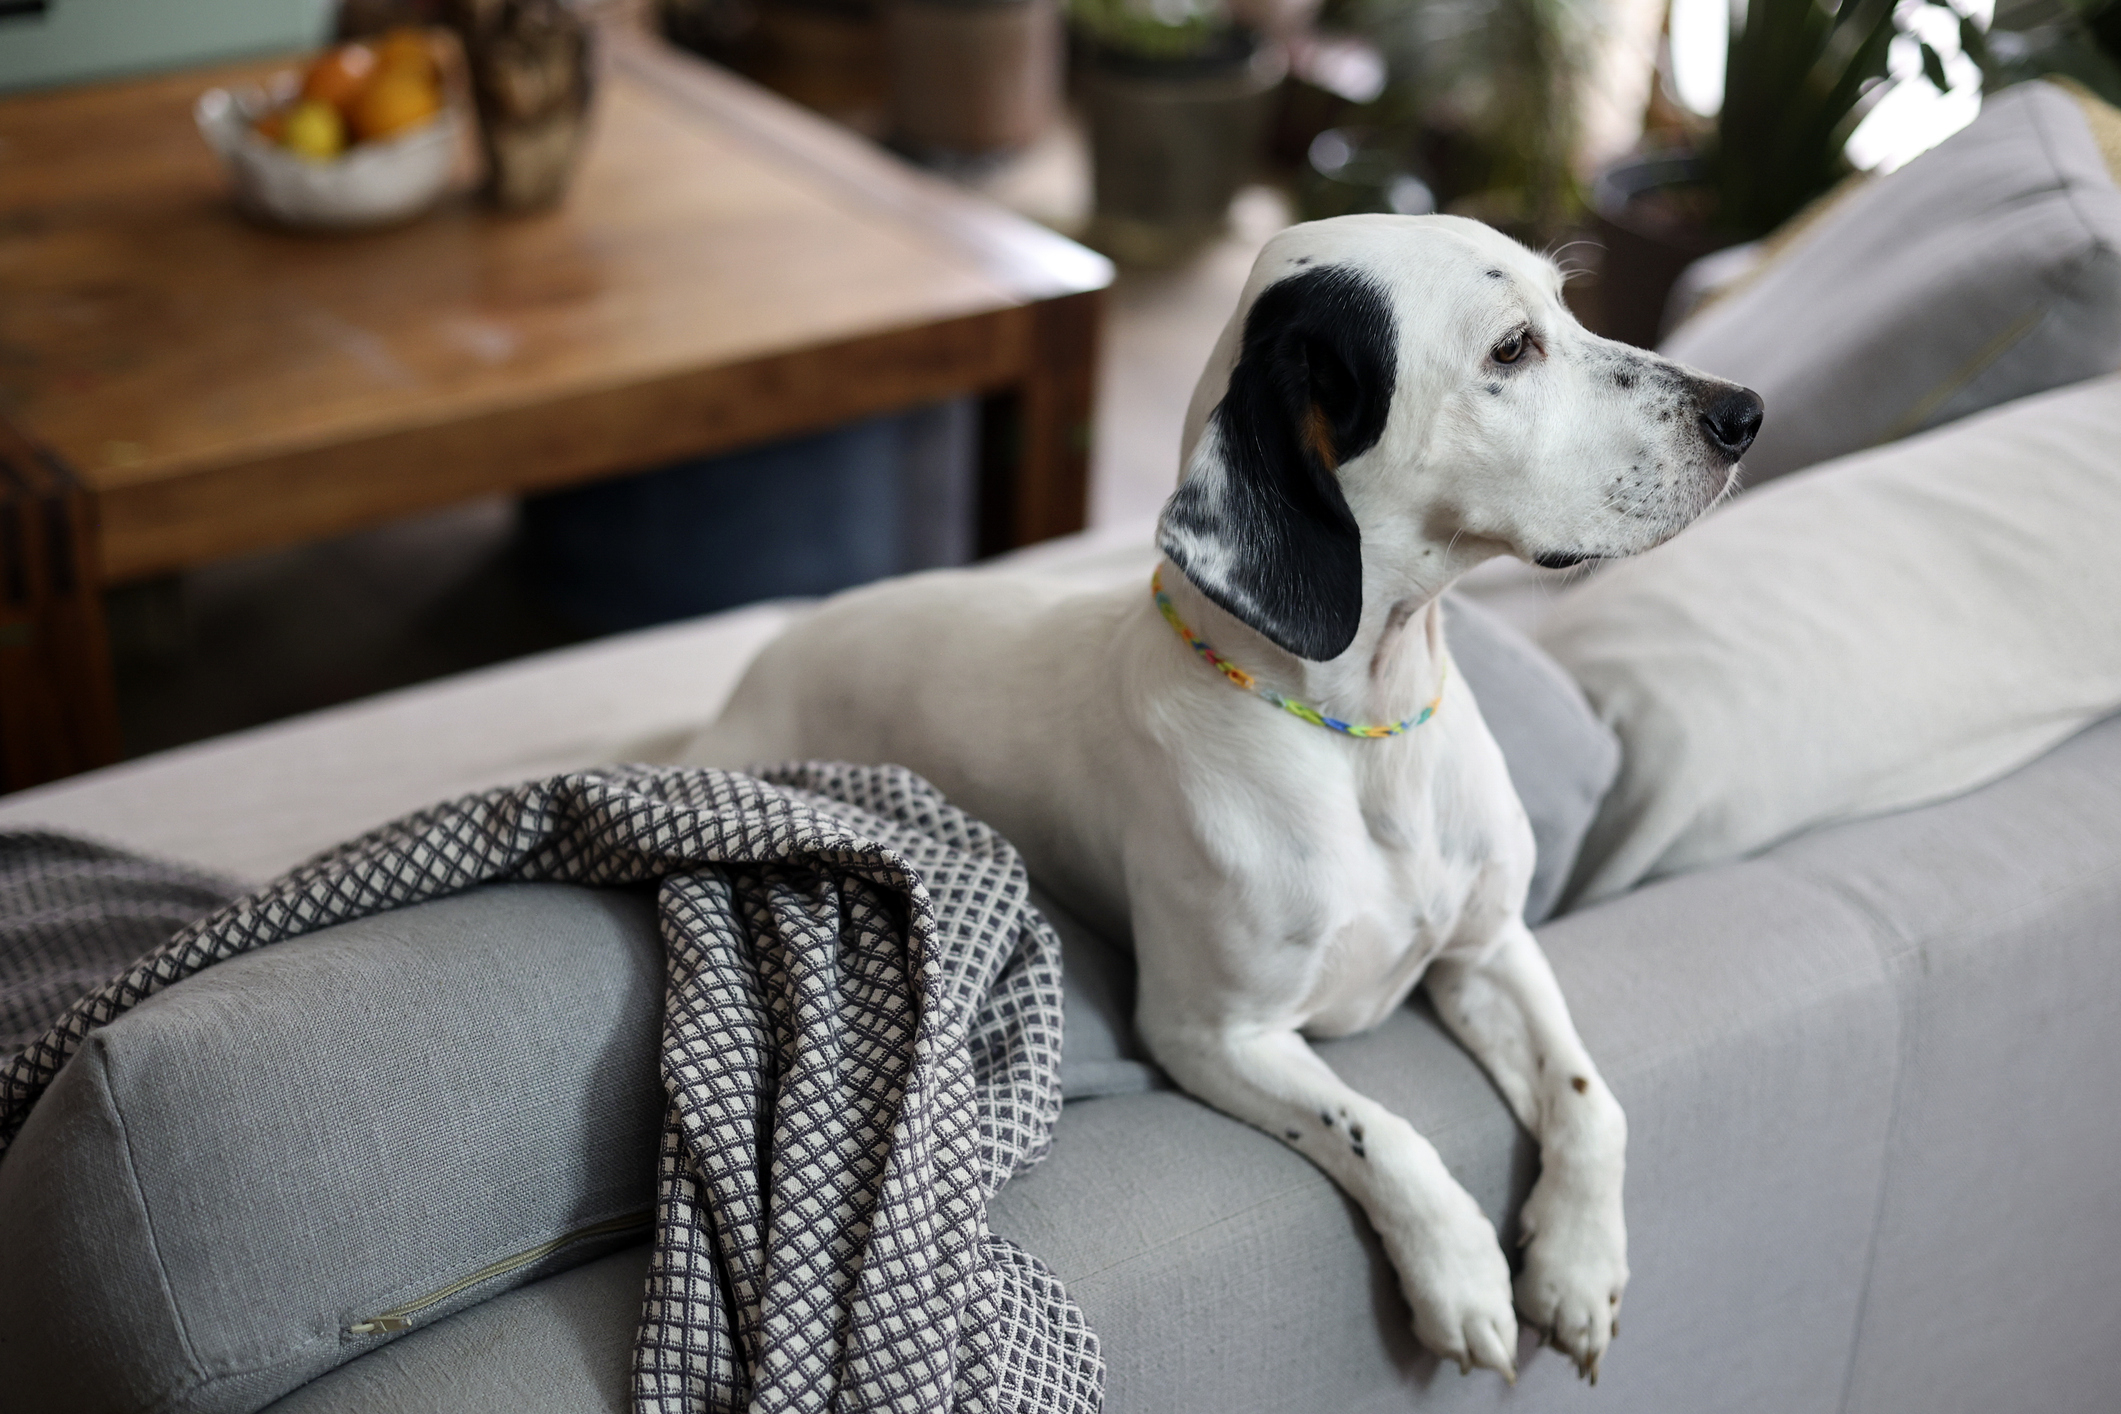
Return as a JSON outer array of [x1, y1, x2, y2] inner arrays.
[[1145, 1020, 1521, 1379], [1425, 921, 1628, 1381]]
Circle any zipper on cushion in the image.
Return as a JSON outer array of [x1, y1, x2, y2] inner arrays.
[[346, 1209, 654, 1335]]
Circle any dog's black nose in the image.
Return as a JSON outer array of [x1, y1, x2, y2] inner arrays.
[[1700, 387, 1765, 459]]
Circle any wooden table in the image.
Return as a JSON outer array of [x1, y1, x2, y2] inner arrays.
[[0, 30, 1109, 792]]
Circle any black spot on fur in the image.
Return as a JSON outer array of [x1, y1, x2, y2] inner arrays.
[[1487, 383, 1502, 395], [1353, 1144, 1367, 1159], [1485, 269, 1504, 279], [1320, 1110, 1335, 1126], [1159, 265, 1397, 661], [1572, 1075, 1590, 1094], [1613, 370, 1636, 390], [1349, 1122, 1365, 1142], [1285, 1128, 1301, 1140]]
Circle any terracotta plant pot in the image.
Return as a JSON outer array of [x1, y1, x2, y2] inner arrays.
[[886, 0, 1062, 158], [1587, 152, 1731, 350], [1082, 35, 1286, 266]]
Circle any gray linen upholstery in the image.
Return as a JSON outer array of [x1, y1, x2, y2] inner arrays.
[[1770, 715, 2121, 1413], [0, 884, 666, 1414], [257, 712, 2121, 1414], [1661, 80, 2121, 485], [266, 1247, 650, 1414]]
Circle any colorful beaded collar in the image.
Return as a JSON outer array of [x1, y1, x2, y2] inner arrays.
[[1151, 567, 1444, 738]]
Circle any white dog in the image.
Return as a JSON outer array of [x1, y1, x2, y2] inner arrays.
[[680, 214, 1761, 1383]]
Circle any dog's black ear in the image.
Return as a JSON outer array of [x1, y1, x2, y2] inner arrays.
[[1158, 265, 1396, 661]]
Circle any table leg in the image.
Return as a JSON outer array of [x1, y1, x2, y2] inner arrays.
[[978, 289, 1103, 556], [0, 425, 122, 794]]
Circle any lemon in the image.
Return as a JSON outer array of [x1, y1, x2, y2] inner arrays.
[[282, 99, 346, 161]]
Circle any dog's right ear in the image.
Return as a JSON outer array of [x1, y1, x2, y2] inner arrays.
[[1158, 265, 1397, 662]]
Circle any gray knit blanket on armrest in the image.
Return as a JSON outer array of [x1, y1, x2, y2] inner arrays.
[[0, 763, 1104, 1414]]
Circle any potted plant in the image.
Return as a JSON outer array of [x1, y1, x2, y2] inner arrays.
[[1073, 0, 1287, 265], [1335, 0, 1598, 244], [886, 0, 1064, 160], [1590, 0, 1972, 345]]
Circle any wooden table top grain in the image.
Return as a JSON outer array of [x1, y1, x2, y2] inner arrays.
[[0, 30, 1107, 791], [0, 29, 1110, 582]]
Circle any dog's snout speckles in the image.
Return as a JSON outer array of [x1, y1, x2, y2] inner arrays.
[[1571, 1075, 1589, 1094]]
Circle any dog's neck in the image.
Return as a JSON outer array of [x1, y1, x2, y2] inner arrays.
[[1154, 555, 1462, 732]]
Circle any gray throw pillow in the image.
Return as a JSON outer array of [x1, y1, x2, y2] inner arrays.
[[0, 883, 665, 1414], [1661, 79, 2121, 485], [1444, 593, 1621, 924]]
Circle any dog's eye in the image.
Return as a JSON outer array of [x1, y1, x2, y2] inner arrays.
[[1491, 330, 1532, 365]]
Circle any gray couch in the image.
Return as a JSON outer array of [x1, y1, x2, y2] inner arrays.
[[3, 533, 2116, 1409], [256, 708, 2121, 1414]]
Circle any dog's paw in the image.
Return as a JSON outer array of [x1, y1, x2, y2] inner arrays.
[[1394, 1197, 1520, 1382], [1514, 1176, 1628, 1383]]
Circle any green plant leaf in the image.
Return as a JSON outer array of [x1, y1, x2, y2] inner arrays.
[[1958, 12, 1991, 66]]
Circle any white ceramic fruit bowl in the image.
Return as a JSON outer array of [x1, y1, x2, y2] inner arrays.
[[196, 79, 461, 231]]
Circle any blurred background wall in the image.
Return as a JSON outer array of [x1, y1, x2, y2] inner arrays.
[[0, 0, 333, 92]]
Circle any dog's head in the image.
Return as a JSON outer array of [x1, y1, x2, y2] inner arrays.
[[1158, 214, 1764, 660]]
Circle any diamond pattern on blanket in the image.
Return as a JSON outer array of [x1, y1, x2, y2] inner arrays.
[[0, 764, 1098, 1414], [0, 833, 239, 1059]]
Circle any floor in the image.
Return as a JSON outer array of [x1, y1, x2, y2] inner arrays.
[[105, 134, 1294, 759]]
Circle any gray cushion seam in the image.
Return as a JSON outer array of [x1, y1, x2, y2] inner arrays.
[[2027, 82, 2110, 254], [1772, 867, 1912, 1414], [1780, 845, 2121, 965], [99, 1041, 212, 1407]]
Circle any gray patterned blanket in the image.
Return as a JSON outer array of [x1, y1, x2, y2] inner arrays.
[[0, 764, 1103, 1414]]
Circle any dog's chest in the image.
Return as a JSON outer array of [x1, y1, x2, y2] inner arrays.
[[1292, 751, 1505, 1037]]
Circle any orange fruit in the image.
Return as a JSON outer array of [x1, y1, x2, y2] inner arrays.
[[300, 43, 375, 112], [349, 68, 442, 143], [373, 27, 438, 83], [282, 99, 346, 161]]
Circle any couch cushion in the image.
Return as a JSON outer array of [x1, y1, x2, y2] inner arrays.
[[1661, 79, 2121, 485], [262, 1245, 646, 1414], [1538, 372, 2121, 905], [1769, 711, 2121, 1414], [0, 884, 664, 1414]]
